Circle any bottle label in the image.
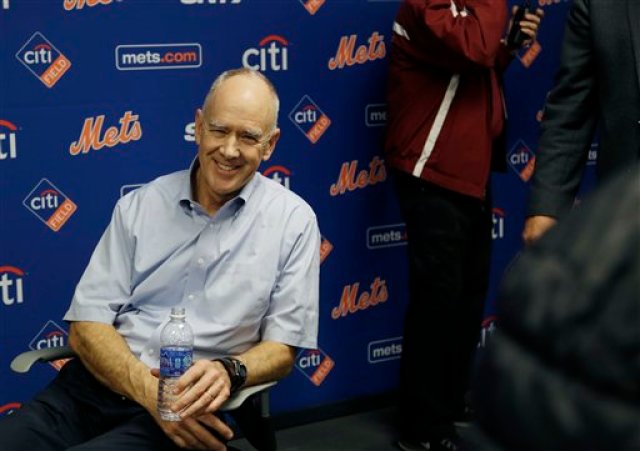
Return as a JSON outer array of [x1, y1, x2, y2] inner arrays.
[[160, 347, 193, 377]]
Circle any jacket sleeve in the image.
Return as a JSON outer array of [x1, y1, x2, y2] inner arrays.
[[528, 0, 599, 218], [395, 0, 508, 70]]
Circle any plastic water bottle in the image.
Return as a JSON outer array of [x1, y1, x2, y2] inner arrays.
[[157, 307, 194, 421]]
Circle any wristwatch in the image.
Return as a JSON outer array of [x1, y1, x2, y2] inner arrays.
[[214, 357, 247, 394]]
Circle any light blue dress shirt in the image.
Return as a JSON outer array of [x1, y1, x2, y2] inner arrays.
[[64, 165, 320, 367]]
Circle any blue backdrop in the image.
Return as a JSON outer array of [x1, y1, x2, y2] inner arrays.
[[1, 0, 594, 418]]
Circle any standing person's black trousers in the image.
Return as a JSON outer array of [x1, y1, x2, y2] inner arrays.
[[0, 358, 273, 450], [393, 170, 492, 442]]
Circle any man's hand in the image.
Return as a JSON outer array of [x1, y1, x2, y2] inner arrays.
[[523, 215, 557, 245], [508, 5, 545, 48], [154, 413, 233, 450]]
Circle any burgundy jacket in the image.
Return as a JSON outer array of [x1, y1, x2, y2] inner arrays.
[[384, 0, 511, 199]]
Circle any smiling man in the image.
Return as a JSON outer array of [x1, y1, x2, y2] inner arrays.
[[0, 68, 320, 451]]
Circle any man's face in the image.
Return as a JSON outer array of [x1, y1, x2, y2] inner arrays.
[[195, 74, 280, 209]]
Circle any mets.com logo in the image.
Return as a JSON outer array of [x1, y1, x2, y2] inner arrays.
[[295, 348, 335, 386], [16, 32, 71, 88], [0, 119, 18, 161], [0, 265, 25, 306], [116, 43, 202, 71], [368, 337, 402, 364], [288, 95, 331, 144], [367, 223, 407, 249], [29, 320, 70, 371], [23, 178, 77, 232]]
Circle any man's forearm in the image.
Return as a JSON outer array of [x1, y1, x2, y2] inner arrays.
[[69, 321, 157, 411], [236, 340, 296, 387]]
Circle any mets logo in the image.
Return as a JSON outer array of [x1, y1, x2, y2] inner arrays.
[[242, 35, 288, 72], [328, 32, 386, 70], [507, 139, 535, 182], [15, 32, 71, 88], [23, 178, 77, 232], [64, 0, 113, 10], [69, 111, 142, 155], [295, 348, 335, 386], [0, 119, 18, 161], [331, 277, 389, 319], [0, 403, 21, 417], [298, 0, 325, 14], [262, 165, 291, 190], [288, 95, 331, 144], [28, 320, 70, 371]]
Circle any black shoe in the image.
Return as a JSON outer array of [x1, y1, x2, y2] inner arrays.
[[397, 437, 459, 451]]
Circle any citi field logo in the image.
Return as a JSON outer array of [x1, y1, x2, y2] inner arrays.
[[299, 0, 325, 15], [16, 32, 71, 88], [0, 120, 18, 161], [242, 35, 288, 72], [23, 179, 77, 232], [328, 32, 386, 70], [116, 43, 202, 71], [262, 165, 291, 190], [331, 277, 388, 319], [29, 320, 70, 371], [365, 103, 387, 127], [478, 316, 497, 348], [330, 156, 387, 196], [181, 0, 241, 4], [367, 223, 407, 249], [520, 41, 542, 68], [368, 337, 402, 364], [492, 208, 505, 240], [64, 0, 113, 10], [0, 403, 21, 417], [0, 266, 25, 307], [288, 95, 331, 144], [69, 111, 142, 155], [320, 235, 333, 264], [507, 140, 535, 182], [587, 143, 598, 166], [295, 348, 335, 386]]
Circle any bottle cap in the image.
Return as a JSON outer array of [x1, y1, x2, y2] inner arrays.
[[170, 307, 186, 319]]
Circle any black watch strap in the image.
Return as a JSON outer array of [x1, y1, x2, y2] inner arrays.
[[214, 357, 247, 394]]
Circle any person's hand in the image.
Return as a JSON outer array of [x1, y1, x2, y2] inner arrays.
[[522, 215, 557, 245], [508, 5, 545, 48]]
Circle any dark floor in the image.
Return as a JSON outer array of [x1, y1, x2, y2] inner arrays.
[[229, 407, 491, 451]]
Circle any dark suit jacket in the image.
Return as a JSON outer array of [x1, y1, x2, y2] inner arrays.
[[528, 0, 640, 218]]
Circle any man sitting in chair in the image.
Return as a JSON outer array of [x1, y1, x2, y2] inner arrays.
[[0, 68, 320, 451]]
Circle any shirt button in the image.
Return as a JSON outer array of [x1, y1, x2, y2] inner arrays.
[[188, 294, 195, 301], [197, 257, 205, 266], [148, 348, 154, 355]]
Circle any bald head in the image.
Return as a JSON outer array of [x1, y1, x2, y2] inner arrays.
[[203, 68, 280, 133]]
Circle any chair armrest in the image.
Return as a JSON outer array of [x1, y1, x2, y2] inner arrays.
[[220, 381, 276, 411], [10, 345, 76, 373]]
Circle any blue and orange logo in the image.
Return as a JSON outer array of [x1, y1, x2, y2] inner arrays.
[[298, 0, 325, 14], [320, 235, 333, 264], [507, 140, 535, 182], [16, 32, 71, 88], [295, 348, 335, 386], [29, 320, 69, 371], [288, 95, 331, 144], [23, 179, 77, 232]]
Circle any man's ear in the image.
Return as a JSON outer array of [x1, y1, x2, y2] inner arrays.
[[194, 109, 203, 146], [262, 128, 280, 161]]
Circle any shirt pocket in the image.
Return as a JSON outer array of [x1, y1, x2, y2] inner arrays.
[[202, 263, 274, 327]]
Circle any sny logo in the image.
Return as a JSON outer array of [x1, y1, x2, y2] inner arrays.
[[262, 165, 291, 190], [295, 348, 335, 386], [69, 111, 142, 155], [492, 208, 505, 240], [242, 35, 288, 72], [0, 266, 25, 307], [328, 32, 386, 70], [298, 0, 325, 15], [23, 178, 77, 232], [507, 139, 535, 182], [29, 320, 70, 371], [288, 95, 331, 144], [16, 32, 71, 88], [0, 119, 18, 161]]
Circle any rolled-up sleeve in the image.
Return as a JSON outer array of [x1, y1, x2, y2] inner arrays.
[[64, 198, 134, 324], [261, 206, 320, 350]]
